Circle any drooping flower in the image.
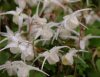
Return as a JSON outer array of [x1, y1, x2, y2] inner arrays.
[[40, 0, 66, 15], [26, 0, 40, 7], [0, 26, 24, 52], [62, 48, 78, 65], [0, 61, 49, 77], [0, 7, 28, 30], [24, 2, 48, 40], [53, 26, 71, 40], [34, 24, 54, 40], [63, 34, 100, 50], [84, 11, 100, 25], [60, 8, 91, 35], [79, 34, 100, 50], [14, 0, 27, 9], [12, 61, 49, 77], [0, 26, 34, 61], [62, 48, 85, 65], [0, 61, 16, 76], [33, 46, 70, 70], [64, 0, 80, 3], [18, 41, 34, 61]]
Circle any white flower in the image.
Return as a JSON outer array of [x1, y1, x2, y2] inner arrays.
[[61, 48, 85, 65], [34, 46, 70, 70], [40, 0, 65, 15], [14, 0, 40, 8], [64, 0, 80, 3], [63, 14, 80, 29], [62, 48, 78, 65], [14, 0, 27, 9], [23, 1, 47, 32], [61, 14, 80, 36], [54, 26, 71, 40], [0, 61, 49, 77], [0, 26, 34, 61], [79, 34, 100, 50], [12, 61, 49, 77], [24, 3, 48, 40], [0, 7, 28, 30], [0, 26, 23, 52], [26, 0, 40, 7], [19, 42, 34, 61], [31, 1, 47, 25], [63, 34, 100, 50], [84, 11, 100, 25], [60, 8, 91, 35], [34, 22, 59, 44], [34, 25, 53, 40], [0, 61, 16, 76]]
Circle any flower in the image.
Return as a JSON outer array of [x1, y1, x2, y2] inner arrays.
[[34, 22, 60, 44], [34, 24, 53, 40], [24, 2, 48, 41], [0, 26, 34, 61], [14, 0, 40, 8], [62, 34, 100, 50], [0, 7, 28, 30], [60, 8, 91, 35], [61, 48, 85, 65], [0, 26, 24, 52], [11, 61, 49, 77], [33, 46, 70, 70], [79, 34, 100, 50], [40, 0, 66, 15], [26, 0, 39, 7], [84, 11, 100, 25], [0, 61, 16, 76], [0, 61, 49, 77], [63, 14, 80, 29], [53, 26, 71, 40], [14, 0, 27, 9], [18, 41, 34, 61], [64, 0, 80, 3], [62, 48, 78, 65]]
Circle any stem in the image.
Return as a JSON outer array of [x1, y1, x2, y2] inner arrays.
[[79, 14, 86, 49], [27, 22, 33, 41]]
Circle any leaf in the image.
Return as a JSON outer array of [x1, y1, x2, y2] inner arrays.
[[29, 71, 46, 77], [0, 51, 10, 65], [44, 63, 56, 73], [96, 59, 100, 72], [82, 52, 92, 61], [89, 39, 100, 47], [67, 75, 74, 77], [96, 47, 100, 57], [86, 21, 100, 35], [87, 71, 100, 77]]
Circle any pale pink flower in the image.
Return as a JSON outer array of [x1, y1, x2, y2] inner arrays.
[[0, 61, 49, 77], [33, 46, 70, 70]]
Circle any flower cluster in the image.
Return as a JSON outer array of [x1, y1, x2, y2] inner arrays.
[[0, 0, 100, 77]]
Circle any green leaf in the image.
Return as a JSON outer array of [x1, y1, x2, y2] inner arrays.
[[86, 21, 100, 35], [82, 52, 92, 61], [87, 71, 100, 77], [96, 59, 100, 72], [89, 39, 100, 47], [29, 71, 46, 77], [0, 51, 10, 65], [67, 75, 74, 77]]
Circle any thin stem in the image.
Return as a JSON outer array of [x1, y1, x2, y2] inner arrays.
[[41, 57, 47, 70], [0, 38, 8, 44], [79, 14, 86, 49]]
